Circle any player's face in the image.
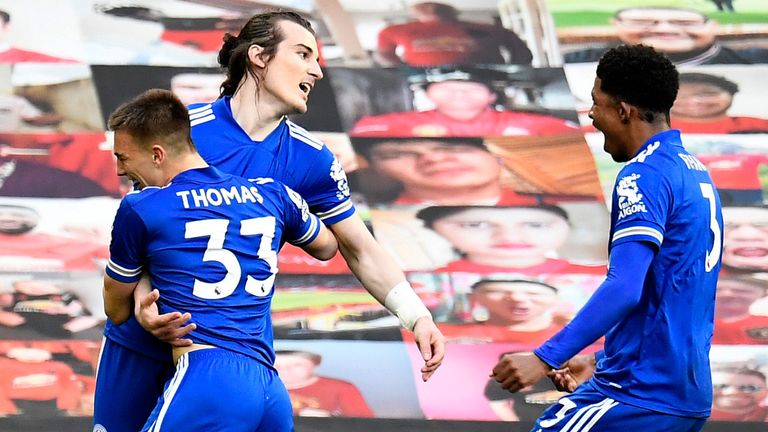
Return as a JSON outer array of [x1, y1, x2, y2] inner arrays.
[[431, 208, 570, 264], [671, 82, 732, 119], [714, 279, 765, 319], [472, 282, 558, 325], [170, 73, 225, 106], [426, 81, 496, 120], [273, 354, 316, 385], [112, 131, 160, 189], [722, 207, 768, 271], [369, 141, 501, 195], [589, 78, 631, 162], [712, 371, 767, 414], [613, 8, 716, 53], [258, 20, 323, 116], [0, 206, 38, 233]]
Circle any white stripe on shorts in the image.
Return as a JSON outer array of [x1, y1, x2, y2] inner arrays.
[[561, 398, 618, 432], [150, 353, 189, 432]]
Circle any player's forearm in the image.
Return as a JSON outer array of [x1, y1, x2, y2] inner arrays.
[[103, 277, 136, 325], [336, 230, 402, 303], [535, 241, 654, 368], [331, 217, 431, 330]]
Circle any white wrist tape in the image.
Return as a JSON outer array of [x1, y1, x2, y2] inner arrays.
[[384, 281, 432, 331]]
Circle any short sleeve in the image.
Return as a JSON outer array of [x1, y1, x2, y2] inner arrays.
[[610, 162, 671, 249], [105, 197, 148, 283], [300, 144, 356, 225], [280, 184, 321, 247]]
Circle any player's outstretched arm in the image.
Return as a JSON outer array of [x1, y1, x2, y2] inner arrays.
[[329, 216, 446, 381]]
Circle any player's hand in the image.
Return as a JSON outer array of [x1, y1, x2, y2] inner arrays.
[[412, 316, 446, 382], [134, 289, 196, 347], [548, 354, 595, 392], [491, 352, 550, 393]]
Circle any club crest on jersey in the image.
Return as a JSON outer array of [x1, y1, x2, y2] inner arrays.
[[616, 173, 647, 220], [330, 159, 350, 200]]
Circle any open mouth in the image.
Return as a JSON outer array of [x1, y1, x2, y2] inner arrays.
[[299, 82, 312, 95]]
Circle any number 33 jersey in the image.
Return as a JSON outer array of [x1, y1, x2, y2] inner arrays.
[[599, 130, 723, 417], [105, 166, 321, 367]]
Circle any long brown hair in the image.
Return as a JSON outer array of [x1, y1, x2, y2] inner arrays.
[[218, 11, 314, 97]]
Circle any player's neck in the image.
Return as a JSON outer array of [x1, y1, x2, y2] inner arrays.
[[230, 83, 283, 141], [629, 121, 670, 156], [165, 153, 209, 184]]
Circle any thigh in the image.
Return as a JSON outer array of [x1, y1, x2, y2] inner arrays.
[[143, 348, 293, 432], [533, 383, 706, 432], [93, 338, 175, 432]]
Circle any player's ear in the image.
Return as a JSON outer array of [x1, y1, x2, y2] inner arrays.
[[618, 101, 632, 124], [151, 145, 164, 166], [248, 44, 267, 68]]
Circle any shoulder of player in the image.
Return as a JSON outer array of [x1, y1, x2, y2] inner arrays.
[[187, 102, 217, 127], [284, 119, 331, 154]]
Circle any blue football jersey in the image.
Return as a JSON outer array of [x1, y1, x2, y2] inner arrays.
[[593, 130, 722, 417], [104, 96, 355, 361], [105, 166, 321, 366], [187, 98, 355, 225]]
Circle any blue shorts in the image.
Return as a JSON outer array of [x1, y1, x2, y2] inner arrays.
[[142, 348, 293, 432], [532, 382, 706, 432], [93, 337, 175, 432]]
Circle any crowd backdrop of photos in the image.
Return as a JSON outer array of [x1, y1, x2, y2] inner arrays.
[[1, 0, 767, 430]]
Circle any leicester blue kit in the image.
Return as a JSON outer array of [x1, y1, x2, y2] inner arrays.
[[595, 130, 721, 417], [95, 97, 355, 431], [105, 166, 320, 364], [103, 166, 319, 431], [534, 130, 722, 430]]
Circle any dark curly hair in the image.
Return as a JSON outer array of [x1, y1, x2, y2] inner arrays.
[[218, 11, 314, 97], [596, 44, 679, 123]]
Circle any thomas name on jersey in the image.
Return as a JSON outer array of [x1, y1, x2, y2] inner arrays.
[[175, 185, 264, 209]]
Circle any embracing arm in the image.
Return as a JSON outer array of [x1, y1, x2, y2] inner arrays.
[[329, 215, 446, 380], [103, 275, 138, 325]]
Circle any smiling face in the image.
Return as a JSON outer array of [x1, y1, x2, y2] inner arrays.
[[722, 207, 768, 272], [589, 78, 632, 162], [613, 8, 716, 54], [671, 82, 732, 119], [430, 207, 570, 266], [369, 140, 501, 197], [256, 19, 323, 116], [470, 281, 558, 325], [112, 130, 161, 189]]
